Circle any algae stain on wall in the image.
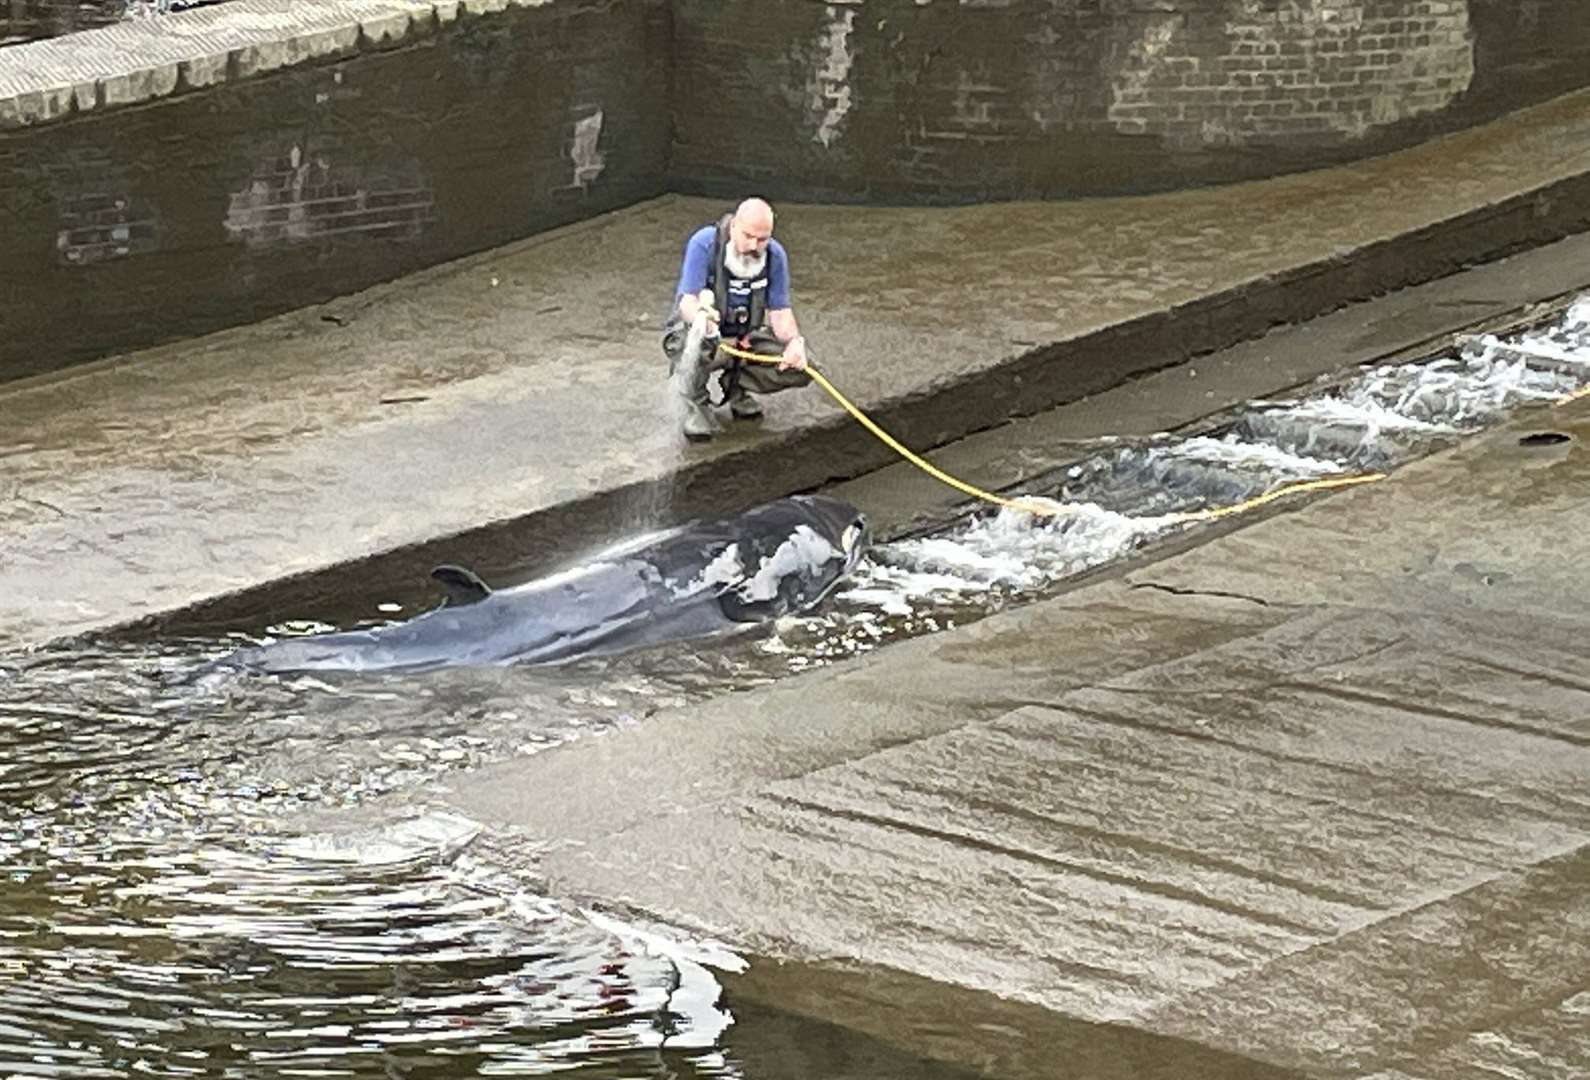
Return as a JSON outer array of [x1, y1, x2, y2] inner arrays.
[[49, 148, 161, 266], [224, 141, 434, 250], [570, 108, 606, 188], [1106, 0, 1475, 147], [806, 4, 857, 149]]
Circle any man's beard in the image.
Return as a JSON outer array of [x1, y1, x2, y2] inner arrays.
[[723, 246, 767, 279]]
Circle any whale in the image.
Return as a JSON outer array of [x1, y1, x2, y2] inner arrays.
[[220, 494, 869, 675]]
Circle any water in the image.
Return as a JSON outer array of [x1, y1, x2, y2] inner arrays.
[[831, 297, 1590, 617], [9, 658, 729, 1080], [3, 298, 1588, 1077], [0, 639, 985, 1077]]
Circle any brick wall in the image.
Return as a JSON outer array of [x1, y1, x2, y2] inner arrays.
[[671, 0, 1590, 202], [222, 139, 435, 251], [47, 147, 161, 265], [0, 0, 671, 381], [3, 0, 1589, 379], [1105, 0, 1476, 146]]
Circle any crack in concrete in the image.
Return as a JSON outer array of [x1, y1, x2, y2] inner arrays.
[[13, 495, 68, 518], [1128, 580, 1273, 607]]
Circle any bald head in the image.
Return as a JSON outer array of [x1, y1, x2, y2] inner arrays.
[[735, 197, 774, 230], [728, 197, 775, 260]]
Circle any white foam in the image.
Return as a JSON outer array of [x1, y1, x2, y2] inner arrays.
[[840, 567, 990, 616], [1270, 395, 1446, 432], [581, 910, 745, 1050], [1166, 435, 1342, 476], [738, 525, 837, 602], [1565, 293, 1590, 331], [805, 297, 1590, 649], [883, 536, 1030, 583], [850, 502, 1165, 610], [673, 543, 743, 599], [1494, 337, 1590, 367]]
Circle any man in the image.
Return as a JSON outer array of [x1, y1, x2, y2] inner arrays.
[[663, 197, 811, 441]]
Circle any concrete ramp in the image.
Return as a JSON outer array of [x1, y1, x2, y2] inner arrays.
[[440, 409, 1590, 1079]]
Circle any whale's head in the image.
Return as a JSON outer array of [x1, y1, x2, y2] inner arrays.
[[718, 494, 870, 621], [795, 493, 871, 579]]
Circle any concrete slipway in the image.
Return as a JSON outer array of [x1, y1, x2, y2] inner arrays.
[[433, 385, 1590, 1080], [3, 83, 1589, 1080]]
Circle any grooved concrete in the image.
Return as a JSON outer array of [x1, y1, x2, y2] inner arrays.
[[439, 402, 1590, 1079], [0, 0, 550, 127]]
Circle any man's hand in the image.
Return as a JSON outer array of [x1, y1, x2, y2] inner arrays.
[[693, 288, 720, 332], [778, 335, 809, 372]]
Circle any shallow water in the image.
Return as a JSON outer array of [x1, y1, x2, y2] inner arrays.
[[3, 297, 1587, 1077]]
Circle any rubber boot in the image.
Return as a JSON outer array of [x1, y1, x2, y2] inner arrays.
[[673, 320, 719, 441], [728, 386, 763, 420], [680, 398, 717, 441]]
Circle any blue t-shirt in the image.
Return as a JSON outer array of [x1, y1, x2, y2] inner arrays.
[[673, 225, 791, 311]]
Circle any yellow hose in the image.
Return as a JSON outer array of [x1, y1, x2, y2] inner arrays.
[[1552, 382, 1590, 406], [1160, 471, 1385, 523], [725, 337, 1590, 524], [719, 344, 1059, 516], [718, 342, 1390, 524]]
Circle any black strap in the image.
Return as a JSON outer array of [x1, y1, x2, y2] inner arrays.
[[711, 353, 742, 407], [709, 213, 732, 325], [706, 212, 767, 336]]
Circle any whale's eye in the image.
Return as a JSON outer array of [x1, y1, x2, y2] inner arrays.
[[841, 523, 861, 553]]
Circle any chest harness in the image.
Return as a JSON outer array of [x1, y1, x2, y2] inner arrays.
[[707, 213, 771, 339], [706, 213, 771, 404]]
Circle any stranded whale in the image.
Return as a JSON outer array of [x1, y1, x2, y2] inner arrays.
[[221, 494, 869, 675]]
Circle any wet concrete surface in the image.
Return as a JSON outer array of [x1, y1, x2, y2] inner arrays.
[[5, 90, 1590, 651], [5, 88, 1590, 1079], [437, 400, 1590, 1079]]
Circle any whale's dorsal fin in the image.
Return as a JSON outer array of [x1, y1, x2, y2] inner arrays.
[[431, 563, 492, 606]]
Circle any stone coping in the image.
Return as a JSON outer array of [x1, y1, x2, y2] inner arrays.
[[0, 0, 545, 129]]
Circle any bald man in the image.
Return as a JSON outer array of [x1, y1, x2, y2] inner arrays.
[[663, 198, 812, 441]]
